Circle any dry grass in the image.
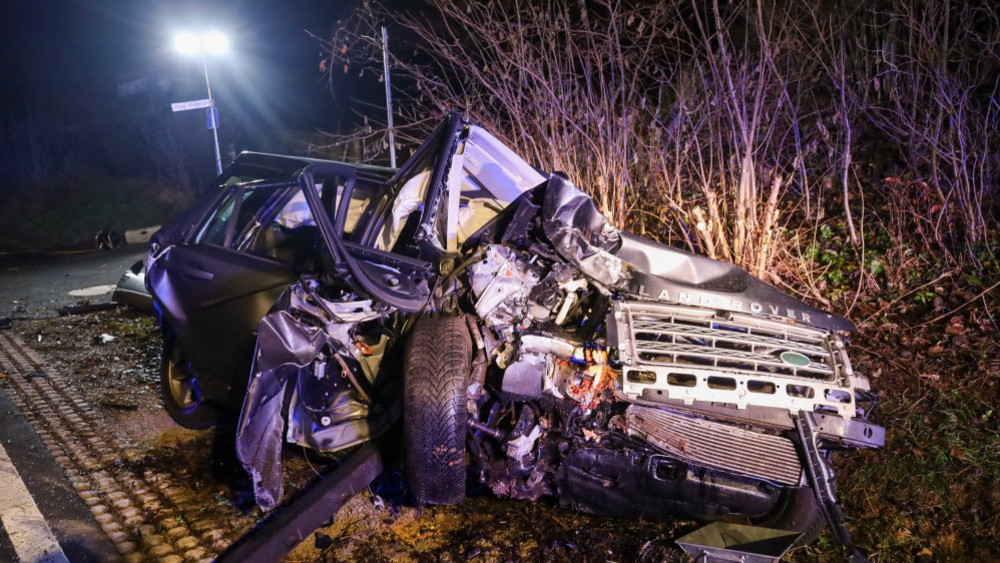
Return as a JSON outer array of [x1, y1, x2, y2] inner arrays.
[[320, 0, 997, 285]]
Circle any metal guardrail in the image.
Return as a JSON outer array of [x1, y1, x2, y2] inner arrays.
[[216, 442, 384, 563]]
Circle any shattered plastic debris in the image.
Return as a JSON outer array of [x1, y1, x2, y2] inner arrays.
[[506, 425, 543, 466]]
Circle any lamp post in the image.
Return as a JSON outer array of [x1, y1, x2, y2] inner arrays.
[[173, 31, 229, 175]]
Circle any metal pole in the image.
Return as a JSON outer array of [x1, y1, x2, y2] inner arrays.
[[202, 57, 224, 176], [381, 26, 396, 169]]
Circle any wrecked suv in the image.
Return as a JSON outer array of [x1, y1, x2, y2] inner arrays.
[[147, 114, 883, 544]]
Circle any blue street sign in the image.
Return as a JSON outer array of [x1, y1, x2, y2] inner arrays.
[[206, 107, 220, 130]]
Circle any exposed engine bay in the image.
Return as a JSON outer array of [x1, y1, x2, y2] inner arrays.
[[434, 183, 882, 528]]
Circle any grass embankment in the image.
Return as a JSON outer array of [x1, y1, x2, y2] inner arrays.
[[0, 175, 195, 252], [794, 220, 1000, 561]]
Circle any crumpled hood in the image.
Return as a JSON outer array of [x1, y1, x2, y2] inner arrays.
[[540, 176, 854, 333]]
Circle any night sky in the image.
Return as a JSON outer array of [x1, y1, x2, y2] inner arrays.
[[1, 0, 355, 154]]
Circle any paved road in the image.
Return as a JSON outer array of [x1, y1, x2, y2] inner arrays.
[[0, 247, 147, 319], [0, 247, 145, 562]]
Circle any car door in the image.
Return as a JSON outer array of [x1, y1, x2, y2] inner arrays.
[[297, 117, 463, 313], [297, 161, 436, 312], [149, 181, 304, 396]]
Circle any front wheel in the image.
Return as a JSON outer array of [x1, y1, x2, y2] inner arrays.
[[403, 316, 472, 505], [160, 337, 218, 429]]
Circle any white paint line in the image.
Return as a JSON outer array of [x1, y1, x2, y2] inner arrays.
[[67, 284, 116, 298], [0, 440, 69, 563]]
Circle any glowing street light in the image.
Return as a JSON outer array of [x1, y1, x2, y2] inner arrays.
[[173, 30, 230, 175], [174, 31, 230, 57]]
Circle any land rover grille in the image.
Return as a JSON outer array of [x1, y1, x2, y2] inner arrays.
[[608, 300, 866, 419]]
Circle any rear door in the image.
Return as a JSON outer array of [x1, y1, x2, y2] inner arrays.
[[149, 181, 303, 394]]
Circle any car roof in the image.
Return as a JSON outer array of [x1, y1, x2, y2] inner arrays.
[[228, 151, 397, 181]]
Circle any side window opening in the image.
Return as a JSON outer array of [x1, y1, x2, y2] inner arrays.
[[450, 172, 507, 246], [376, 169, 431, 256], [194, 190, 239, 246], [247, 176, 380, 267], [330, 179, 378, 238], [364, 120, 545, 258], [247, 184, 323, 267], [193, 184, 284, 249], [440, 127, 548, 251]]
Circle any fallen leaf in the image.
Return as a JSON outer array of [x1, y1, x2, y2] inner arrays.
[[950, 447, 966, 461], [920, 373, 941, 381], [927, 345, 946, 357]]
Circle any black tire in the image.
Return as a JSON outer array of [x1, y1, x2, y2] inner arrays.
[[160, 337, 218, 429], [752, 485, 827, 545], [403, 316, 472, 505]]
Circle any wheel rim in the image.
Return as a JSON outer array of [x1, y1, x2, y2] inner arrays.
[[167, 353, 202, 411]]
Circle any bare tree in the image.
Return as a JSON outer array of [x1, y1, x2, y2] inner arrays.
[[321, 0, 999, 283]]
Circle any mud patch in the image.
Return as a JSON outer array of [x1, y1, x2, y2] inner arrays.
[[288, 492, 691, 563]]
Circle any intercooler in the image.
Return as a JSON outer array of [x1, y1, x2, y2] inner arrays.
[[625, 404, 803, 486]]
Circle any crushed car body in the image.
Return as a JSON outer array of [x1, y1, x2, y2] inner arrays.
[[146, 114, 883, 544]]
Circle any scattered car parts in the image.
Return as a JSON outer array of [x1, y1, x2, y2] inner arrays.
[[111, 259, 153, 311]]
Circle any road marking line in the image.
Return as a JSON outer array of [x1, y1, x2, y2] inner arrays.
[[0, 440, 69, 563]]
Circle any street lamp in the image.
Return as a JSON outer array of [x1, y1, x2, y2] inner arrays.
[[173, 31, 230, 175]]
